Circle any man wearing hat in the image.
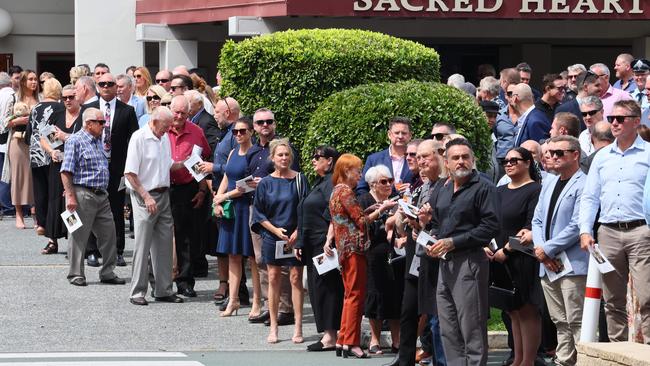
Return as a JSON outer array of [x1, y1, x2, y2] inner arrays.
[[481, 100, 515, 183], [630, 58, 650, 111]]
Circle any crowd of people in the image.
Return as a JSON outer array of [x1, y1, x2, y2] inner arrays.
[[0, 53, 649, 366]]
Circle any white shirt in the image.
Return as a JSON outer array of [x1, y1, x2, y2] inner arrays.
[[202, 95, 214, 115], [124, 123, 173, 192], [0, 86, 15, 153], [579, 129, 594, 156]]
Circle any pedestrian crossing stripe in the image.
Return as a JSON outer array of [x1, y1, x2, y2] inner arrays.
[[0, 353, 187, 359], [0, 352, 204, 366]]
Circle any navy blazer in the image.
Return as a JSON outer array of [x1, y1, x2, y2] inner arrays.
[[532, 170, 589, 277], [555, 99, 586, 131], [356, 148, 413, 195], [515, 107, 550, 146]]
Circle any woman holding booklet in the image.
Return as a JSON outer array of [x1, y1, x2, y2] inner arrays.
[[213, 118, 262, 318], [251, 138, 309, 344], [294, 145, 344, 353]]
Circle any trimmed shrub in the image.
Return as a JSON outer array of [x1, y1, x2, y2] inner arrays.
[[218, 28, 440, 144], [302, 80, 492, 174]]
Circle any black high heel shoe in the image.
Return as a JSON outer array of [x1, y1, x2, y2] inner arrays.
[[336, 345, 343, 357], [342, 346, 369, 359]]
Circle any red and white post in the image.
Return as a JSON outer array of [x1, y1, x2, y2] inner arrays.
[[580, 254, 603, 343]]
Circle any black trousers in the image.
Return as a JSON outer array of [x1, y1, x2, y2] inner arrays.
[[86, 174, 125, 255], [31, 165, 49, 228], [170, 181, 203, 290], [397, 277, 419, 366], [305, 245, 344, 332]]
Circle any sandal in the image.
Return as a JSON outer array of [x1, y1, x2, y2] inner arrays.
[[213, 280, 228, 302], [368, 344, 383, 354], [41, 242, 58, 255]]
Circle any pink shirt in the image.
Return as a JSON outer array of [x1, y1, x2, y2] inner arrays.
[[167, 121, 211, 185], [389, 145, 405, 183], [601, 85, 633, 118]]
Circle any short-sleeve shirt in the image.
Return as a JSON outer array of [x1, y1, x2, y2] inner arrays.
[[167, 120, 211, 185], [60, 129, 109, 189], [124, 123, 173, 191]]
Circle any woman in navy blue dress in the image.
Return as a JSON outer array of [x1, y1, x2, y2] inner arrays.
[[213, 118, 261, 317], [252, 138, 309, 344]]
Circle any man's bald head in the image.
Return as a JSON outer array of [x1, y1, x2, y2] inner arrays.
[[172, 65, 190, 76], [520, 139, 542, 162], [416, 139, 441, 180], [513, 83, 534, 103], [591, 121, 614, 149]]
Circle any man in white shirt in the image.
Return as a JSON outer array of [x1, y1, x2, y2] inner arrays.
[[578, 96, 604, 155], [124, 107, 183, 306]]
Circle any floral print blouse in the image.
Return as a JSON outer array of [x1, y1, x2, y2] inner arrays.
[[329, 183, 369, 258]]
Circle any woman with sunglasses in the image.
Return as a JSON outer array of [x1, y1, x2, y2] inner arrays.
[[294, 146, 344, 353], [213, 118, 262, 318], [487, 147, 542, 366], [358, 164, 400, 355], [138, 85, 167, 128], [133, 66, 152, 98]]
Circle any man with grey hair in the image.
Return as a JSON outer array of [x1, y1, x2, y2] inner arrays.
[[446, 74, 465, 89], [125, 107, 184, 305], [116, 74, 146, 120], [154, 69, 173, 92], [185, 90, 220, 151], [0, 72, 15, 215], [512, 83, 551, 146], [581, 121, 614, 173], [60, 107, 125, 287], [564, 64, 587, 102], [613, 53, 636, 93], [75, 76, 98, 106], [578, 96, 604, 155], [590, 62, 633, 118], [479, 76, 508, 115]]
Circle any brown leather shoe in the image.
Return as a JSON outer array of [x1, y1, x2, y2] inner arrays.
[[130, 297, 148, 306]]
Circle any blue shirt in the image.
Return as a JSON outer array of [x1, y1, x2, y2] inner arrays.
[[60, 129, 110, 190], [579, 135, 650, 235], [613, 78, 637, 94], [128, 95, 146, 121], [494, 113, 516, 158], [644, 170, 650, 225], [631, 88, 650, 111], [212, 123, 236, 186]]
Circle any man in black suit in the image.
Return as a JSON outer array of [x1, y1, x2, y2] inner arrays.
[[185, 90, 220, 152], [83, 73, 139, 267]]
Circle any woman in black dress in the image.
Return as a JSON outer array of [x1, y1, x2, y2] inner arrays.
[[489, 147, 542, 366], [294, 145, 344, 352], [39, 84, 82, 254], [358, 164, 399, 354]]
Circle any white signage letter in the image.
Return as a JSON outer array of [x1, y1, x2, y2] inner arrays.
[[630, 0, 642, 14], [572, 0, 598, 13], [374, 0, 401, 11], [602, 0, 624, 14], [426, 0, 450, 11], [476, 0, 503, 12], [520, 0, 545, 13], [549, 0, 570, 12], [453, 0, 473, 12], [401, 0, 424, 11], [354, 0, 373, 11]]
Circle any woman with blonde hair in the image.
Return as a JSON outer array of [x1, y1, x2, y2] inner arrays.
[[138, 85, 167, 127], [133, 66, 152, 97]]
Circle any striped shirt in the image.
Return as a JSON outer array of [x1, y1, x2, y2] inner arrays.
[[60, 129, 109, 190]]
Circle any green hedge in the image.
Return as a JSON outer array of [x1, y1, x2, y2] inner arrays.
[[302, 80, 492, 174], [218, 28, 440, 143]]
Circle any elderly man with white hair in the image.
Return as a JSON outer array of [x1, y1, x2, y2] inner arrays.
[[185, 89, 220, 151], [116, 74, 146, 120], [589, 62, 633, 118]]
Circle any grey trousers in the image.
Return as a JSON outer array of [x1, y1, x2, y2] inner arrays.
[[67, 186, 117, 282], [437, 249, 489, 366], [129, 190, 174, 299]]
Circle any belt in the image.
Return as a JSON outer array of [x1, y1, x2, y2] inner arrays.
[[149, 187, 168, 194], [79, 186, 107, 195], [602, 220, 646, 230]]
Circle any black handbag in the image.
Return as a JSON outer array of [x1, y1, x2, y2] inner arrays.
[[488, 262, 523, 311]]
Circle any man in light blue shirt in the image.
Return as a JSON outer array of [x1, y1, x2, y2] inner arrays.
[[579, 100, 650, 343]]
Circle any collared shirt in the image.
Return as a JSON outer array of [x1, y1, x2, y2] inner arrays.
[[388, 145, 406, 183], [60, 129, 109, 189], [579, 135, 650, 235], [167, 120, 211, 185], [0, 86, 15, 152], [630, 88, 649, 111], [211, 123, 236, 186], [579, 129, 594, 156], [124, 123, 173, 191], [429, 171, 500, 251], [534, 98, 556, 121], [190, 107, 205, 125], [601, 85, 633, 118], [613, 78, 637, 94], [246, 136, 300, 178], [83, 95, 98, 106], [513, 104, 536, 146], [494, 113, 516, 158], [128, 95, 146, 120]]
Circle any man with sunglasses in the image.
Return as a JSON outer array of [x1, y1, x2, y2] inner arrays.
[[81, 73, 139, 268], [563, 64, 587, 102], [531, 135, 587, 366], [116, 74, 145, 120], [154, 70, 173, 92], [580, 100, 650, 344], [578, 96, 605, 155], [60, 108, 125, 287], [589, 63, 633, 118], [555, 71, 602, 131], [535, 74, 565, 121], [512, 83, 551, 147]]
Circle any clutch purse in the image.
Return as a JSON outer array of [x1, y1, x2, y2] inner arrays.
[[222, 199, 234, 220]]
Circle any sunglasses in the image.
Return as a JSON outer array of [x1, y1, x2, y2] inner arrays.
[[161, 102, 171, 107], [506, 91, 518, 97], [170, 85, 185, 91], [61, 95, 76, 101], [406, 152, 417, 158], [437, 148, 446, 156], [548, 149, 576, 158], [155, 79, 169, 84], [232, 128, 249, 136], [501, 157, 525, 166], [430, 132, 448, 141], [87, 119, 106, 125], [607, 115, 639, 123], [581, 109, 601, 117], [376, 178, 394, 185], [97, 81, 116, 88], [146, 95, 161, 102], [312, 154, 324, 160], [254, 119, 275, 126], [134, 74, 143, 79]]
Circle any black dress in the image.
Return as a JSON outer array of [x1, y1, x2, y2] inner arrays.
[[495, 182, 543, 311], [45, 111, 82, 240], [295, 173, 344, 332], [359, 193, 401, 320]]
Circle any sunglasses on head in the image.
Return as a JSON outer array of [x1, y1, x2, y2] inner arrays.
[[430, 132, 448, 141], [376, 178, 394, 185], [146, 95, 161, 102], [232, 128, 249, 136], [607, 115, 638, 123], [254, 119, 275, 126], [155, 79, 169, 84], [549, 149, 576, 158], [501, 157, 524, 166], [581, 109, 601, 117], [61, 95, 76, 101], [97, 81, 115, 88]]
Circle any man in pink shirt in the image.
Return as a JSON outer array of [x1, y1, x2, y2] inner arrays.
[[590, 63, 633, 118]]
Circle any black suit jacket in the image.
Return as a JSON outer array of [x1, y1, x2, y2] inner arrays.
[[82, 99, 138, 183], [194, 109, 221, 156]]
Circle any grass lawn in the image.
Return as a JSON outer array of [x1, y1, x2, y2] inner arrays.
[[488, 307, 507, 331]]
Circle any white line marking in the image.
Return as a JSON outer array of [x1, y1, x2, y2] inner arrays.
[[0, 352, 187, 359], [0, 362, 203, 366]]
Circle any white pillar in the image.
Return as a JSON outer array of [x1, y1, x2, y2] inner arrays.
[[580, 255, 603, 343], [160, 40, 197, 70]]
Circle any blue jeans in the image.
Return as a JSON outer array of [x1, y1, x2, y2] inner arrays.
[[0, 152, 14, 214], [428, 314, 447, 366]]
